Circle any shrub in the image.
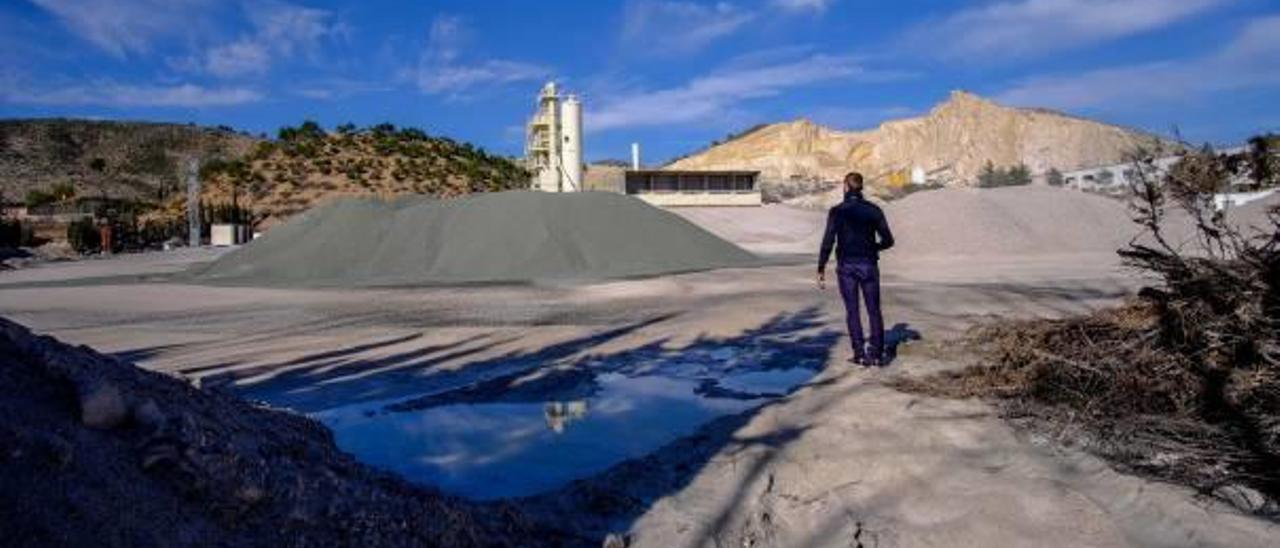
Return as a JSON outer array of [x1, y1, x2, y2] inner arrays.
[[51, 182, 77, 201], [25, 189, 56, 208], [0, 218, 33, 247], [759, 179, 837, 204], [67, 218, 101, 254], [976, 161, 1033, 188], [278, 120, 326, 142], [1046, 168, 1065, 187], [882, 181, 945, 201]]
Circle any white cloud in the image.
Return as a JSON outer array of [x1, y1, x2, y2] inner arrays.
[[417, 61, 550, 95], [249, 2, 342, 55], [292, 78, 391, 100], [30, 0, 211, 57], [2, 81, 262, 107], [808, 105, 916, 129], [32, 0, 345, 77], [903, 0, 1229, 61], [206, 41, 271, 77], [621, 1, 756, 55], [997, 16, 1280, 110], [589, 52, 909, 131], [200, 2, 344, 78], [423, 15, 465, 64], [409, 15, 550, 96], [771, 0, 834, 13]]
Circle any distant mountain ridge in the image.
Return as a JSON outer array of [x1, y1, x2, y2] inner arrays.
[[667, 91, 1172, 188]]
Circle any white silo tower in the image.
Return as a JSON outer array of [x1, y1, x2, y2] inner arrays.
[[524, 81, 585, 192], [560, 95, 583, 192]]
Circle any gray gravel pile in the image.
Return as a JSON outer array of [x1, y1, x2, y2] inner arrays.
[[884, 186, 1141, 257], [674, 186, 1144, 257], [192, 191, 762, 287]]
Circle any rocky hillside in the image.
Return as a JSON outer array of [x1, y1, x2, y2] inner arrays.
[[668, 91, 1171, 190], [198, 123, 529, 226], [0, 119, 530, 229], [0, 119, 256, 204]]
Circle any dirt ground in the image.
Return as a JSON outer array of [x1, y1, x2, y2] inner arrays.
[[1, 207, 1276, 546]]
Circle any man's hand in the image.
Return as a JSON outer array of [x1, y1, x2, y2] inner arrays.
[[816, 270, 826, 290]]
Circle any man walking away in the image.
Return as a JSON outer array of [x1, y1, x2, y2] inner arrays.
[[817, 172, 895, 366]]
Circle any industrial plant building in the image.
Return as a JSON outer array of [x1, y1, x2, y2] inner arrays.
[[525, 82, 583, 193], [624, 170, 762, 207], [524, 82, 762, 207]]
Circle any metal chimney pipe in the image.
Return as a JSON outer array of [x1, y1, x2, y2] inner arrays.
[[631, 143, 641, 170]]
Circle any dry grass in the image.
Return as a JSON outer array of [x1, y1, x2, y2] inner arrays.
[[896, 141, 1280, 518], [896, 301, 1279, 517]]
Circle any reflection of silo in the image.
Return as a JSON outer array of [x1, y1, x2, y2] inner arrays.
[[560, 95, 583, 192], [543, 400, 589, 434]]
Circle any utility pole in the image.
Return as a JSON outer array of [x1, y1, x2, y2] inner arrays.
[[186, 157, 201, 248]]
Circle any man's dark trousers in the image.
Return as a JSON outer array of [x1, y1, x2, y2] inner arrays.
[[836, 257, 883, 359]]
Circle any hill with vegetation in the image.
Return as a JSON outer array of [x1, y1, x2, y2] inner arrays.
[[0, 119, 531, 248], [0, 119, 256, 206], [197, 122, 530, 227]]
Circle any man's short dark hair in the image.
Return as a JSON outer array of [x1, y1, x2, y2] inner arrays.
[[844, 171, 864, 189]]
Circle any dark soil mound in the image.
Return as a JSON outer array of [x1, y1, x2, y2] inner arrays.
[[190, 191, 763, 287], [0, 317, 567, 547]]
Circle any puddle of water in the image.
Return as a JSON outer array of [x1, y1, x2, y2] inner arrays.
[[316, 372, 768, 499], [291, 309, 839, 501]]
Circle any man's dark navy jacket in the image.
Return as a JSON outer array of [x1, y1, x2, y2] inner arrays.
[[818, 191, 895, 271]]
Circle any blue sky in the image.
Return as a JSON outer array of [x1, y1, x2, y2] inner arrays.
[[2, 0, 1278, 164]]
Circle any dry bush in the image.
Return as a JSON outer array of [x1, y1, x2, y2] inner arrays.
[[898, 142, 1280, 516]]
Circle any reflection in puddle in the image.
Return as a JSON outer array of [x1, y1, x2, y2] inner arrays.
[[543, 400, 588, 433], [316, 372, 772, 499], [299, 308, 839, 500]]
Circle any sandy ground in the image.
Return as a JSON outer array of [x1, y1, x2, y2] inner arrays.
[[1, 201, 1276, 546]]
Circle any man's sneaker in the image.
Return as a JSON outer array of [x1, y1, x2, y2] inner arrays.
[[849, 355, 868, 366]]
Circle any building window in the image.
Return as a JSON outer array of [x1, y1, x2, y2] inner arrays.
[[626, 176, 652, 194], [653, 174, 678, 193], [733, 175, 754, 193], [680, 175, 706, 193], [708, 175, 731, 193]]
